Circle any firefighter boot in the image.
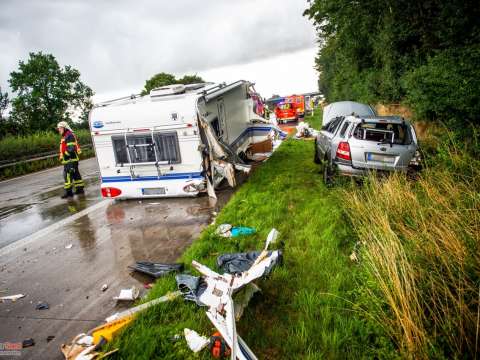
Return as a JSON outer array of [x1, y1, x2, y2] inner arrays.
[[61, 189, 74, 199]]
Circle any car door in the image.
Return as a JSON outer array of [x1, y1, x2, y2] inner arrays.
[[321, 117, 343, 160]]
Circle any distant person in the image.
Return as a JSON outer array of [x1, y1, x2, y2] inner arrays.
[[57, 121, 84, 198]]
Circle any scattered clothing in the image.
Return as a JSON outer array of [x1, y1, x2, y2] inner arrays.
[[175, 274, 207, 306], [217, 250, 282, 274]]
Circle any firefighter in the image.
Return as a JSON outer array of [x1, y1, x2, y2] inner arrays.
[[57, 121, 85, 198]]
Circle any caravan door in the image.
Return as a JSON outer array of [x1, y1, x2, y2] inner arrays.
[[217, 98, 229, 143]]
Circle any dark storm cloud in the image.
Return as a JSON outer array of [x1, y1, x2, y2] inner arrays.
[[0, 0, 316, 94]]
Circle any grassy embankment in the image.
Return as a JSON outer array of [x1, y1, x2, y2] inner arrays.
[[0, 129, 93, 180], [106, 109, 388, 359], [343, 125, 480, 358], [106, 108, 479, 359]]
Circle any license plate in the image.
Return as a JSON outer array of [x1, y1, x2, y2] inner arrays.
[[366, 153, 395, 163], [142, 187, 166, 195]]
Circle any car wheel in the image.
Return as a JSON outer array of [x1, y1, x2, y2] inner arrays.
[[314, 143, 321, 164]]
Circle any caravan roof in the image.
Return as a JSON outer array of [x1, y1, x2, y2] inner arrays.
[[90, 83, 219, 131]]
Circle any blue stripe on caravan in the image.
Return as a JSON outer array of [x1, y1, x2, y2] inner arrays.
[[102, 172, 203, 183], [231, 126, 274, 147]]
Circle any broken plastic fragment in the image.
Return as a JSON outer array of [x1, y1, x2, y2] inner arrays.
[[234, 283, 261, 320], [101, 284, 108, 292], [216, 224, 233, 237], [128, 262, 183, 278], [22, 338, 35, 348], [0, 294, 25, 302], [113, 287, 139, 301], [184, 328, 209, 353], [36, 301, 49, 310], [65, 244, 73, 249]]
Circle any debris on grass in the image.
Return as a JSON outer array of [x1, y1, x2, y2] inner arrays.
[[182, 228, 281, 359], [215, 224, 256, 238], [294, 121, 318, 139], [184, 328, 209, 353]]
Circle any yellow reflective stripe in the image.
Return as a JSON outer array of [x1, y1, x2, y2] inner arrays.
[[64, 173, 72, 189], [66, 142, 76, 146]]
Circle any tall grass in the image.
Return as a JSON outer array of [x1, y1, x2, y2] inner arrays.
[[0, 129, 92, 161], [344, 135, 480, 358]]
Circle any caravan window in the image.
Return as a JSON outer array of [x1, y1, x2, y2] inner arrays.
[[154, 132, 181, 163], [126, 134, 156, 163], [111, 132, 180, 165], [112, 136, 129, 164]]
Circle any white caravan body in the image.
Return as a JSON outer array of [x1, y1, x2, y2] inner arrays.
[[89, 81, 281, 199]]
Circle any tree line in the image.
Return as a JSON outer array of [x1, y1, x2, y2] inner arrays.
[[0, 52, 205, 139], [304, 0, 480, 131]]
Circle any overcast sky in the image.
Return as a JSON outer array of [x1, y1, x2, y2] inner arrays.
[[0, 0, 318, 101]]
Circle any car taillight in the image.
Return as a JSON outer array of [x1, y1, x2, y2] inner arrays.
[[101, 187, 122, 198], [336, 142, 351, 161]]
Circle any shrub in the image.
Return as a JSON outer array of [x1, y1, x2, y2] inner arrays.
[[403, 45, 480, 130]]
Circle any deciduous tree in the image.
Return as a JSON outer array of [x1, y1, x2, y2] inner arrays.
[[8, 52, 93, 133]]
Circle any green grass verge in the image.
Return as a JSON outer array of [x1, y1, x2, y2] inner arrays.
[[0, 128, 93, 180], [107, 139, 389, 359], [303, 107, 323, 130]]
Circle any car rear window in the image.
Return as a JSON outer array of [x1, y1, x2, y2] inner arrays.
[[353, 122, 412, 145]]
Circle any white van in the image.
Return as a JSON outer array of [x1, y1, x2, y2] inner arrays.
[[89, 81, 284, 199]]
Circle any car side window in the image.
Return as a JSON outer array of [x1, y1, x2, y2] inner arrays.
[[326, 117, 342, 133], [339, 121, 350, 138]]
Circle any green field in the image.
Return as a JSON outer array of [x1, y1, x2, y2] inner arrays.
[[0, 129, 93, 180]]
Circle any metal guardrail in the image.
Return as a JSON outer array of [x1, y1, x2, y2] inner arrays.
[[0, 144, 93, 170]]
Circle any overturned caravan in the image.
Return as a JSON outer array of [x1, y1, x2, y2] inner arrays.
[[89, 81, 284, 199]]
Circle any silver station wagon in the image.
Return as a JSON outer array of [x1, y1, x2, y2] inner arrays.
[[315, 111, 418, 184]]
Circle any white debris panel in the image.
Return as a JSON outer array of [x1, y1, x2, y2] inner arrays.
[[190, 228, 280, 360]]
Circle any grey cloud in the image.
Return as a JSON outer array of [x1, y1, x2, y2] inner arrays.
[[0, 0, 316, 94]]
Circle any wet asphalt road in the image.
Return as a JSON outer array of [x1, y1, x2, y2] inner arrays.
[[0, 159, 231, 359]]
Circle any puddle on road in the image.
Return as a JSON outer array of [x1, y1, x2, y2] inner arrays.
[[100, 192, 232, 265], [0, 178, 101, 248], [0, 204, 34, 220]]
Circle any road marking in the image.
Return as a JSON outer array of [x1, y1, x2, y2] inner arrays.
[[0, 199, 112, 257]]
